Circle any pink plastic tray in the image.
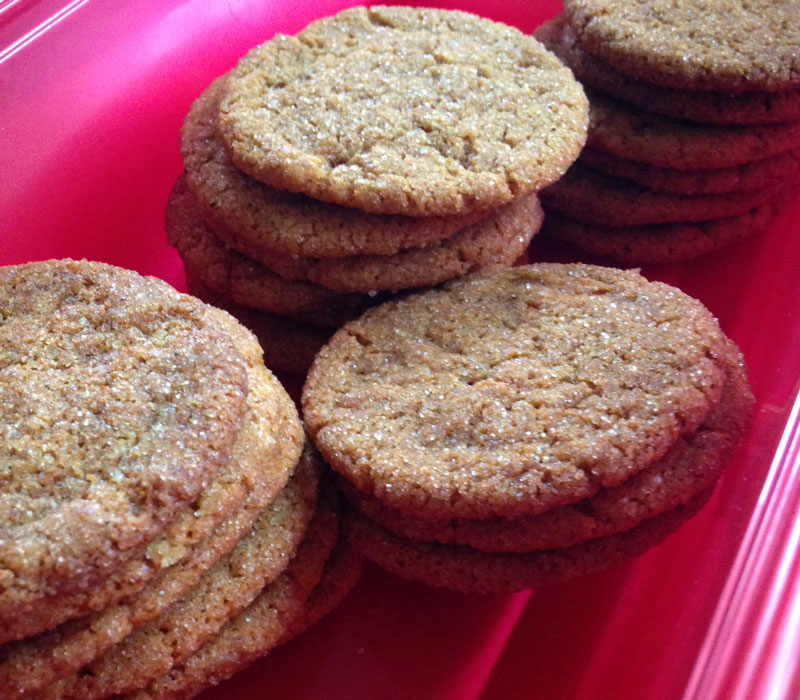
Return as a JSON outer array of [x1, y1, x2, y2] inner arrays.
[[2, 2, 800, 698]]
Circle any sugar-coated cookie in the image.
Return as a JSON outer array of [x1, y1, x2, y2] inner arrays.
[[219, 6, 588, 216], [0, 259, 250, 642], [303, 264, 731, 520]]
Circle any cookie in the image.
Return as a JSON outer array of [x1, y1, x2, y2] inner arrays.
[[562, 0, 800, 93], [182, 78, 489, 259], [587, 90, 800, 171], [579, 146, 800, 196], [540, 162, 775, 226], [251, 192, 542, 293], [166, 176, 374, 326], [0, 319, 303, 698], [342, 348, 752, 552], [0, 259, 249, 643], [537, 15, 800, 125], [303, 264, 731, 520], [0, 297, 300, 647], [121, 479, 341, 700], [218, 6, 588, 216], [542, 191, 794, 264], [185, 274, 331, 377], [346, 488, 710, 594], [39, 447, 324, 700]]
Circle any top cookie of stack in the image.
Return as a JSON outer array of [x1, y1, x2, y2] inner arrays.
[[303, 263, 754, 593], [0, 260, 363, 700], [0, 259, 302, 645], [170, 5, 588, 374], [536, 0, 800, 264]]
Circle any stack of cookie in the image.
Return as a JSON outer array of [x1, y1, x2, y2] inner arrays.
[[302, 263, 754, 593], [534, 1, 800, 264], [168, 5, 589, 374], [0, 260, 361, 700]]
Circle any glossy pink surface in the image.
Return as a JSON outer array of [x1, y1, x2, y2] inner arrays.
[[2, 2, 799, 698]]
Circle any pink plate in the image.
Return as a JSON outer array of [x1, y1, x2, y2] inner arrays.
[[2, 2, 799, 698]]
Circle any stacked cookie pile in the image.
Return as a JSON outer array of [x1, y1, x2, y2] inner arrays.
[[167, 5, 589, 374], [0, 260, 361, 700], [302, 263, 754, 593], [535, 1, 800, 264]]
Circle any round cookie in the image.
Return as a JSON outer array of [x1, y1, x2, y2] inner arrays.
[[587, 90, 800, 171], [185, 274, 331, 377], [540, 162, 775, 226], [537, 15, 800, 125], [254, 192, 543, 293], [343, 348, 752, 552], [39, 447, 324, 700], [121, 481, 341, 700], [543, 191, 794, 264], [166, 176, 374, 326], [183, 78, 490, 259], [218, 6, 588, 216], [0, 298, 301, 647], [579, 146, 800, 196], [302, 263, 732, 520], [562, 0, 800, 93], [347, 489, 711, 594], [0, 327, 304, 698], [0, 259, 249, 643]]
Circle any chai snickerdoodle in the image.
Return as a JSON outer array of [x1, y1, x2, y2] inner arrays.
[[0, 259, 251, 642], [302, 263, 752, 592], [0, 304, 303, 699], [218, 6, 588, 217]]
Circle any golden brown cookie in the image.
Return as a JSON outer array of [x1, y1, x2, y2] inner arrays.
[[542, 189, 795, 264], [0, 341, 303, 699], [218, 6, 588, 216], [586, 90, 800, 171], [562, 0, 800, 93], [541, 162, 775, 226], [0, 259, 249, 643], [280, 532, 363, 642], [170, 172, 538, 297], [346, 489, 711, 594], [303, 264, 732, 520], [579, 146, 800, 196], [184, 274, 331, 377], [251, 192, 542, 293]]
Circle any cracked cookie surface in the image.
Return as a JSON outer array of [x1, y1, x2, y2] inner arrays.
[[0, 259, 249, 642], [302, 263, 731, 520], [39, 447, 323, 700], [0, 307, 303, 698], [218, 6, 588, 216]]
